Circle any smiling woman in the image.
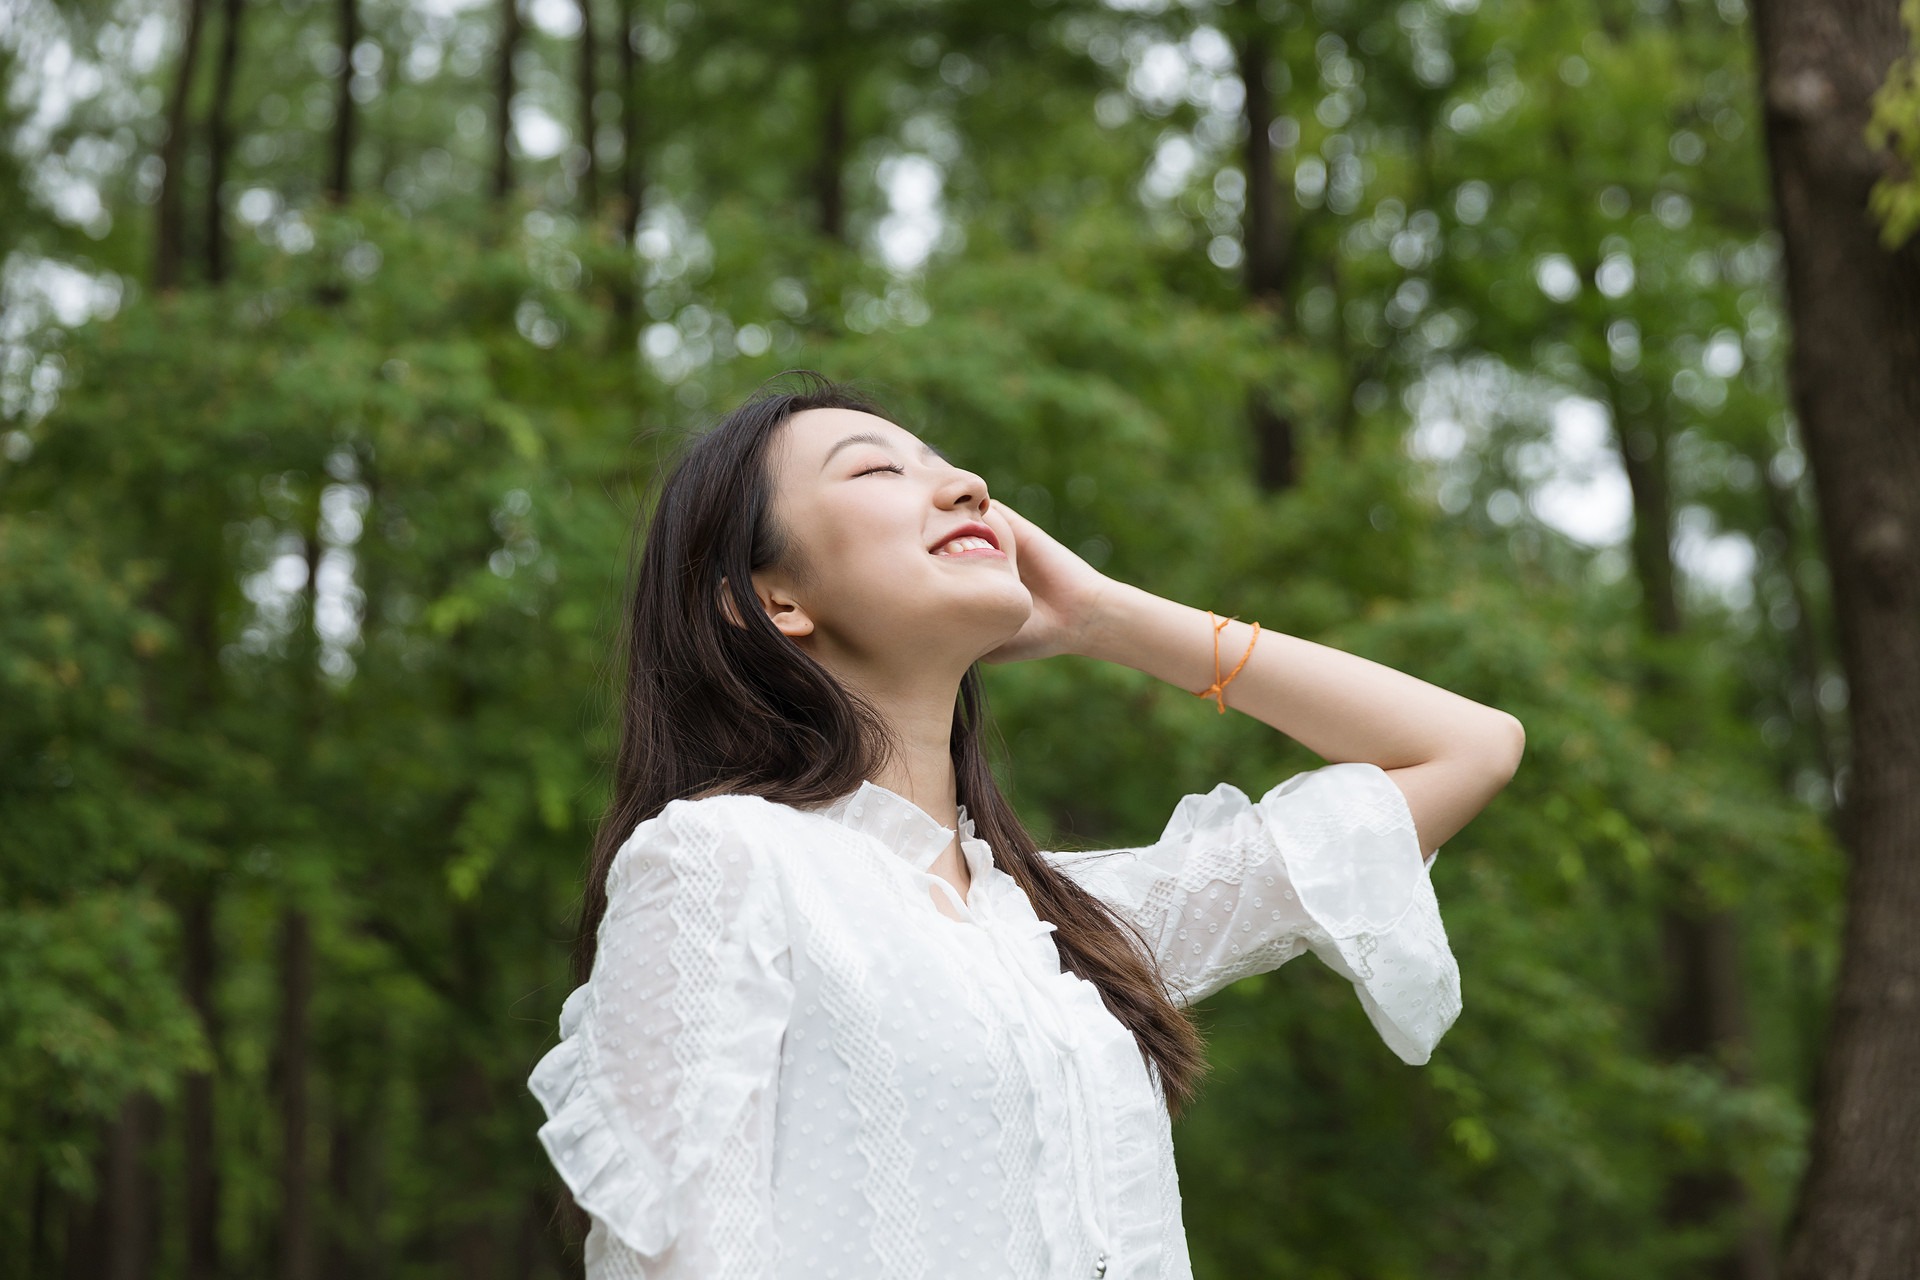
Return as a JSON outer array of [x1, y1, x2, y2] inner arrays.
[[528, 370, 1521, 1280]]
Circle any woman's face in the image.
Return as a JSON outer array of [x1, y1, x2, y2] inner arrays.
[[750, 407, 1031, 669]]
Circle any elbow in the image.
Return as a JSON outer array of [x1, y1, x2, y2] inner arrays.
[[1490, 712, 1526, 782]]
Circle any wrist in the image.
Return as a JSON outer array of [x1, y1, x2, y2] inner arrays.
[[1070, 577, 1149, 665]]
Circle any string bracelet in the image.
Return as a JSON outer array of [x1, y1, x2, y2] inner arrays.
[[1194, 611, 1260, 714]]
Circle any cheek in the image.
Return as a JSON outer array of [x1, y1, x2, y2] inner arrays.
[[800, 490, 928, 590]]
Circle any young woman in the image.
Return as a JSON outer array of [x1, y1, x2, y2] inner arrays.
[[528, 373, 1524, 1279]]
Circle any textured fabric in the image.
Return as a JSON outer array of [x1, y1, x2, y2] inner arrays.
[[528, 762, 1460, 1279]]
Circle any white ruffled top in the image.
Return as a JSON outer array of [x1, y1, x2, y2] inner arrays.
[[527, 762, 1460, 1280]]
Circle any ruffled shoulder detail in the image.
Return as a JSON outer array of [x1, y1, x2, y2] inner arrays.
[[525, 796, 794, 1264], [1255, 762, 1460, 1064], [529, 984, 676, 1254]]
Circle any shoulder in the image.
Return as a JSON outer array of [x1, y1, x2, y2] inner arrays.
[[604, 793, 796, 897]]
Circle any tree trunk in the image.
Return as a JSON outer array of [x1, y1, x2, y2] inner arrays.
[[1233, 5, 1300, 493], [105, 1093, 161, 1280], [203, 0, 244, 282], [616, 0, 642, 246], [576, 0, 600, 216], [276, 908, 315, 1280], [29, 1159, 54, 1276], [494, 0, 523, 202], [1750, 1, 1920, 1276], [813, 75, 848, 243], [1235, 19, 1290, 303], [154, 0, 210, 293], [609, 0, 643, 329], [1752, 438, 1842, 801], [1617, 416, 1682, 635], [182, 878, 223, 1280], [328, 0, 357, 202], [1619, 403, 1768, 1280]]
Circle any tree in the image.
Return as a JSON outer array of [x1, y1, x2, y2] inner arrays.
[[1750, 0, 1920, 1274]]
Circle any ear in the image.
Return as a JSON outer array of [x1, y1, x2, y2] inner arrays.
[[718, 574, 815, 639]]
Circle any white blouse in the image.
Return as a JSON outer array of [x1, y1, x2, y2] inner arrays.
[[528, 762, 1460, 1280]]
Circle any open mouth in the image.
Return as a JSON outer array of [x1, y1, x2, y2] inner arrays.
[[929, 523, 1004, 557]]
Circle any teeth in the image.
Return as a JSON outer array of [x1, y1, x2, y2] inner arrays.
[[935, 536, 995, 555]]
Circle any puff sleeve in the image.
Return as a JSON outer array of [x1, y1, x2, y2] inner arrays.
[[1039, 761, 1460, 1064], [528, 797, 793, 1278]]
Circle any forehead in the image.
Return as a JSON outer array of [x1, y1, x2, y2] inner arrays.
[[782, 407, 924, 461]]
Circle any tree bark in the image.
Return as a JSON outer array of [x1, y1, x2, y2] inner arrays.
[[494, 0, 523, 203], [154, 0, 210, 293], [203, 0, 245, 281], [1750, 1, 1920, 1276], [328, 0, 357, 202]]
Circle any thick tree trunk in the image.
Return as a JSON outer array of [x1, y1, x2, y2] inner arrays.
[[576, 0, 600, 215], [203, 0, 244, 281], [328, 0, 357, 201], [276, 908, 315, 1280], [154, 0, 210, 292], [1750, 2, 1920, 1276], [494, 0, 523, 202], [182, 879, 222, 1280]]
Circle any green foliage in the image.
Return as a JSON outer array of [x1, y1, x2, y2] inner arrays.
[[0, 0, 1850, 1273], [1868, 0, 1920, 248]]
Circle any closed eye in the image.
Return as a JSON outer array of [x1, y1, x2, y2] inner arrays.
[[855, 463, 905, 477]]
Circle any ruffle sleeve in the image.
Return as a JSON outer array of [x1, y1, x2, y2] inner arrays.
[[527, 796, 793, 1277], [1040, 762, 1460, 1065]]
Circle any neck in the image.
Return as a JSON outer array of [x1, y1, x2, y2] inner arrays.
[[829, 654, 967, 832]]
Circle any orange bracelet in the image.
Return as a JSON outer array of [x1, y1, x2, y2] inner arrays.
[[1194, 611, 1260, 714]]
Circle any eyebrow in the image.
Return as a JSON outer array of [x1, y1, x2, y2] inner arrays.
[[818, 431, 949, 471]]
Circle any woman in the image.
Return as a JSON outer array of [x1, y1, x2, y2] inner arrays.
[[528, 373, 1524, 1279]]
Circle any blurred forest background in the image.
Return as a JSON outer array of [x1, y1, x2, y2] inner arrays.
[[3, 0, 1917, 1275]]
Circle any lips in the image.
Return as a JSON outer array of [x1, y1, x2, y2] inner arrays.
[[929, 522, 1001, 555]]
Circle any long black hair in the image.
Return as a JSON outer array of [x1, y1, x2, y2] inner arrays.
[[578, 371, 1208, 1112]]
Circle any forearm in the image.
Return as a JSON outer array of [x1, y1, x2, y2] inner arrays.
[[1074, 580, 1521, 769]]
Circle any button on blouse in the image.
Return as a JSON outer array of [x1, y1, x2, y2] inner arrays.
[[528, 762, 1461, 1279]]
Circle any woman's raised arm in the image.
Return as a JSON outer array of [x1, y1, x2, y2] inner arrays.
[[983, 501, 1524, 864]]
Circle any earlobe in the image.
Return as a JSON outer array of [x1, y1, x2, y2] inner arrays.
[[721, 573, 814, 639], [763, 594, 815, 639]]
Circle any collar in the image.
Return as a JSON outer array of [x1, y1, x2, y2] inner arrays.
[[806, 779, 996, 881]]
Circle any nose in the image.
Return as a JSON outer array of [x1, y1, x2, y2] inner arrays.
[[937, 465, 991, 514]]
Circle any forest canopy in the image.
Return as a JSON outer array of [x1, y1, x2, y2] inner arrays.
[[4, 0, 1907, 1276]]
